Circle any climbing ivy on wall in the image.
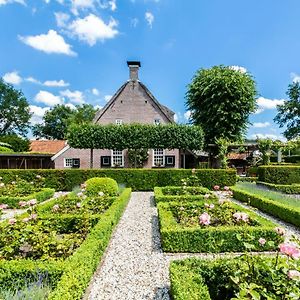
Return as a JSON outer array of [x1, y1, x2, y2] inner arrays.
[[67, 124, 204, 150]]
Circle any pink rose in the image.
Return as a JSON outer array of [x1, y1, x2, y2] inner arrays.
[[81, 183, 87, 189], [0, 204, 8, 209], [209, 204, 215, 209], [204, 194, 210, 199], [77, 192, 84, 197], [23, 217, 30, 223], [52, 204, 59, 212], [213, 185, 220, 191], [199, 212, 211, 225], [204, 203, 210, 208], [8, 218, 16, 225], [27, 199, 37, 206], [0, 183, 5, 188], [29, 214, 37, 220], [288, 270, 300, 280], [76, 202, 81, 208], [279, 243, 300, 260], [19, 201, 27, 208], [233, 212, 249, 223], [259, 238, 266, 245], [275, 227, 286, 236], [223, 186, 230, 191]]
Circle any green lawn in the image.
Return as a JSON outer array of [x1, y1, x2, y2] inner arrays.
[[236, 182, 300, 209]]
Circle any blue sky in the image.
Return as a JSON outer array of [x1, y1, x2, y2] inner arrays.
[[0, 0, 299, 140]]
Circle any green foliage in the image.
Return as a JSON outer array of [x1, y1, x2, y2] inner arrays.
[[85, 177, 119, 196], [185, 65, 257, 144], [0, 146, 12, 153], [232, 185, 300, 227], [127, 148, 149, 168], [0, 169, 237, 191], [154, 186, 217, 203], [158, 201, 280, 253], [67, 123, 204, 150], [274, 82, 300, 140], [258, 165, 300, 184], [33, 104, 97, 140], [215, 138, 230, 168], [257, 138, 273, 165], [284, 155, 300, 163], [48, 188, 132, 300], [0, 79, 32, 136], [257, 181, 300, 194], [236, 176, 258, 182], [0, 134, 29, 152]]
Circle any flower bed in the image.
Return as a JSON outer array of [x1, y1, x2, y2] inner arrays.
[[158, 197, 282, 253], [232, 185, 300, 227], [0, 183, 132, 299], [154, 186, 217, 203], [170, 242, 300, 299]]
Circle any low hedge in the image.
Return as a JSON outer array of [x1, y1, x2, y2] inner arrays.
[[0, 260, 64, 292], [284, 155, 300, 164], [85, 177, 118, 196], [48, 188, 132, 300], [158, 201, 280, 253], [0, 169, 236, 191], [154, 187, 217, 203], [231, 186, 300, 227], [258, 166, 300, 184], [237, 176, 258, 182], [0, 188, 55, 208], [257, 181, 300, 194]]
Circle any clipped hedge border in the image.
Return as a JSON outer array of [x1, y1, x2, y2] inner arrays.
[[154, 187, 217, 203], [258, 166, 300, 184], [0, 188, 55, 208], [48, 188, 132, 300], [158, 201, 281, 253], [0, 169, 236, 191], [237, 176, 258, 182], [257, 181, 300, 194], [231, 186, 300, 227]]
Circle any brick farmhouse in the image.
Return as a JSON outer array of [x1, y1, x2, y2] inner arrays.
[[52, 61, 184, 169]]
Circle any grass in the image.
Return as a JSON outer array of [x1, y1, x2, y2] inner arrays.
[[236, 182, 300, 209]]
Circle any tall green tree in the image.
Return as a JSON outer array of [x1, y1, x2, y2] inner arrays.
[[185, 65, 257, 145], [0, 79, 31, 136], [0, 134, 29, 152], [274, 82, 300, 140], [33, 104, 97, 140]]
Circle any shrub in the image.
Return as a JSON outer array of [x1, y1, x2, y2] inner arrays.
[[231, 186, 300, 227], [257, 165, 300, 184], [284, 155, 300, 163], [257, 181, 300, 194], [85, 177, 118, 196], [237, 176, 258, 182], [158, 201, 281, 253], [0, 169, 237, 191]]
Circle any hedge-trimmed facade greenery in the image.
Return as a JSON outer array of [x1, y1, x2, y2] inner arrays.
[[157, 201, 280, 253], [257, 181, 300, 194], [257, 166, 300, 184], [0, 188, 55, 208], [231, 186, 300, 227], [154, 186, 217, 203], [0, 169, 237, 191], [67, 123, 204, 150]]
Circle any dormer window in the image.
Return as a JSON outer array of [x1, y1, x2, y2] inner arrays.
[[116, 119, 123, 125], [154, 119, 160, 125]]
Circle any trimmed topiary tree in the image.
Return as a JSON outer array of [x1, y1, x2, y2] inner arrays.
[[85, 177, 119, 196]]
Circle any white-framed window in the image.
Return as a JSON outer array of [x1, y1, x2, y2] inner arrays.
[[64, 158, 73, 168], [116, 119, 123, 125], [153, 149, 164, 167], [112, 150, 124, 167], [166, 156, 174, 165], [154, 118, 161, 125]]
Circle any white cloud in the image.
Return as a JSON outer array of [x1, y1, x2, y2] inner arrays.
[[108, 0, 116, 11], [68, 14, 118, 46], [0, 0, 25, 6], [250, 133, 285, 141], [184, 110, 191, 120], [256, 97, 285, 110], [71, 0, 94, 14], [60, 89, 84, 104], [95, 104, 103, 110], [145, 11, 154, 28], [174, 113, 178, 123], [26, 76, 40, 84], [254, 108, 264, 115], [229, 65, 247, 74], [55, 12, 70, 27], [2, 71, 22, 85], [104, 94, 112, 102], [44, 80, 69, 87], [35, 90, 62, 106], [253, 122, 270, 128], [131, 17, 139, 28], [291, 72, 300, 83], [19, 30, 76, 56], [92, 88, 99, 96], [29, 105, 50, 125], [65, 102, 76, 110]]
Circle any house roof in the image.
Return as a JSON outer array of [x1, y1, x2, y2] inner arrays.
[[30, 140, 66, 154], [227, 152, 248, 160], [93, 81, 175, 124]]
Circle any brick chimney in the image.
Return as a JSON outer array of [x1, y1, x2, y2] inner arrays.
[[127, 61, 141, 81]]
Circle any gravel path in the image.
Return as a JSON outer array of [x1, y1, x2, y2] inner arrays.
[[87, 192, 170, 300]]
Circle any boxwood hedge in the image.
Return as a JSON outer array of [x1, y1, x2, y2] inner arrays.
[[231, 186, 300, 227], [257, 181, 300, 194], [158, 201, 280, 253], [0, 169, 236, 191], [257, 166, 300, 184]]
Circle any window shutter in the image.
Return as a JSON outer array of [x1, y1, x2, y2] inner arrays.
[[101, 156, 111, 167], [72, 158, 80, 168], [165, 155, 175, 167]]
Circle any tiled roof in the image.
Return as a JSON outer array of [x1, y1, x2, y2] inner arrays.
[[227, 152, 248, 160], [30, 140, 66, 154]]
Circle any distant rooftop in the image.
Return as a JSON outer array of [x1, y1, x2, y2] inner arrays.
[[30, 140, 66, 154]]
